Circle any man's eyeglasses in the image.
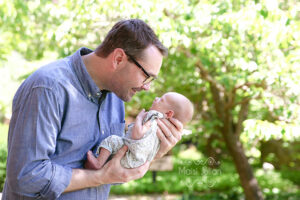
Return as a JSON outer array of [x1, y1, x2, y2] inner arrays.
[[126, 54, 157, 85]]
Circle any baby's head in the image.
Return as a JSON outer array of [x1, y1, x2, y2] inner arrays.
[[149, 92, 194, 125]]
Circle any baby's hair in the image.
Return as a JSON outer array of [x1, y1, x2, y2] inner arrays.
[[167, 92, 194, 125]]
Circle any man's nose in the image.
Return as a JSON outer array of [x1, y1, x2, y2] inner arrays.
[[141, 82, 151, 90]]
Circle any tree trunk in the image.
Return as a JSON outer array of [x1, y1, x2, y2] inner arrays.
[[210, 83, 263, 200], [195, 60, 264, 200], [222, 110, 264, 200], [206, 133, 222, 168]]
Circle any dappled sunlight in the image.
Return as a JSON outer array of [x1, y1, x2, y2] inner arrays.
[[242, 119, 300, 141], [1, 0, 300, 199], [177, 145, 203, 160]]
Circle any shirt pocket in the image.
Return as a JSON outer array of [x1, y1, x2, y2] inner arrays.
[[110, 122, 125, 137]]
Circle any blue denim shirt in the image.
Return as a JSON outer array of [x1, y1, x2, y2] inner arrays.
[[2, 48, 126, 200]]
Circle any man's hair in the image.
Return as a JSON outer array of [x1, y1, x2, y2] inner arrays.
[[95, 19, 168, 59]]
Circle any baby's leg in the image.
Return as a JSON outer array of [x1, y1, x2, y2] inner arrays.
[[84, 148, 111, 170]]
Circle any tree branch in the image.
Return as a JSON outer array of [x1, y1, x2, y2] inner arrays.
[[194, 61, 225, 93], [232, 81, 266, 94], [194, 61, 227, 121], [235, 99, 250, 137]]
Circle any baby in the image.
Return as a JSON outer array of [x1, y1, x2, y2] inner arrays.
[[85, 92, 194, 169]]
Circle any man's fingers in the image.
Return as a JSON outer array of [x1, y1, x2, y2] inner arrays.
[[126, 161, 150, 180], [156, 127, 167, 143], [114, 145, 128, 160], [158, 118, 182, 141], [157, 119, 173, 138], [168, 117, 183, 131], [115, 161, 150, 183]]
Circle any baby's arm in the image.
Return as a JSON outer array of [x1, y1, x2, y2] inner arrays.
[[131, 120, 151, 140], [84, 148, 111, 170], [121, 111, 163, 168]]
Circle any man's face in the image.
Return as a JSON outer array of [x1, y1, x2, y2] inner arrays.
[[111, 45, 163, 102]]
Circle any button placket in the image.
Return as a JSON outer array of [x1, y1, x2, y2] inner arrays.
[[97, 91, 108, 137]]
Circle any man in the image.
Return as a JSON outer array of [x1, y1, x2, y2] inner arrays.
[[2, 19, 183, 200]]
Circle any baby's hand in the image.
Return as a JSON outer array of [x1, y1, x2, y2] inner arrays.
[[131, 109, 149, 140]]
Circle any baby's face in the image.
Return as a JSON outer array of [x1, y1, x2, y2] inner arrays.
[[150, 92, 192, 125], [149, 93, 175, 113]]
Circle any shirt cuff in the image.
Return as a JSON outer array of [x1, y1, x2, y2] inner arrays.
[[40, 164, 72, 199]]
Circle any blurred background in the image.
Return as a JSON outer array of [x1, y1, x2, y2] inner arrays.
[[0, 0, 299, 199]]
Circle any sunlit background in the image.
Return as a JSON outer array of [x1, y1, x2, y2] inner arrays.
[[0, 0, 300, 199]]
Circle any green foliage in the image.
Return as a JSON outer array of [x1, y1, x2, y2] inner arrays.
[[1, 0, 299, 130], [0, 123, 8, 190], [181, 191, 300, 200], [1, 0, 300, 198], [280, 168, 300, 185], [0, 52, 53, 122], [0, 145, 7, 191], [110, 156, 299, 196], [241, 120, 300, 164], [0, 123, 8, 145], [264, 192, 300, 200], [242, 120, 300, 142]]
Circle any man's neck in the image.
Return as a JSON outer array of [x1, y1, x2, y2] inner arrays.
[[82, 52, 110, 90]]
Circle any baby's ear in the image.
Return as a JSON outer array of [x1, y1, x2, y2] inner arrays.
[[165, 110, 174, 118]]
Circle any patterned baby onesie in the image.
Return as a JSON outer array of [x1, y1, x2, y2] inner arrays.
[[97, 110, 164, 168]]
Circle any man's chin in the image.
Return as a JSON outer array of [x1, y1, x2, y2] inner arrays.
[[116, 89, 137, 102], [118, 95, 131, 102], [120, 93, 134, 102], [123, 97, 132, 102]]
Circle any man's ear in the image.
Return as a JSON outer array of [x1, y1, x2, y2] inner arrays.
[[165, 110, 174, 118], [112, 48, 126, 69]]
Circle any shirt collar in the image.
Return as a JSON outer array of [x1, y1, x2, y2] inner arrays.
[[70, 47, 105, 102]]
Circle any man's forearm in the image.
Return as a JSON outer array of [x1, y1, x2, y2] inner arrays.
[[64, 168, 102, 193], [65, 144, 151, 194]]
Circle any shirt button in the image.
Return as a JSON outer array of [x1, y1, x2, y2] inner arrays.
[[102, 131, 104, 134], [96, 92, 100, 96]]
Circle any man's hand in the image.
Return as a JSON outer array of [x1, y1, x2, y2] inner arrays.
[[96, 145, 150, 184], [65, 145, 150, 193], [155, 117, 183, 159]]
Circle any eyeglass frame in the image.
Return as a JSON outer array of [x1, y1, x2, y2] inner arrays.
[[126, 53, 157, 84]]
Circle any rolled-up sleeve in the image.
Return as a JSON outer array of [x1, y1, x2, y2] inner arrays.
[[6, 86, 72, 199]]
